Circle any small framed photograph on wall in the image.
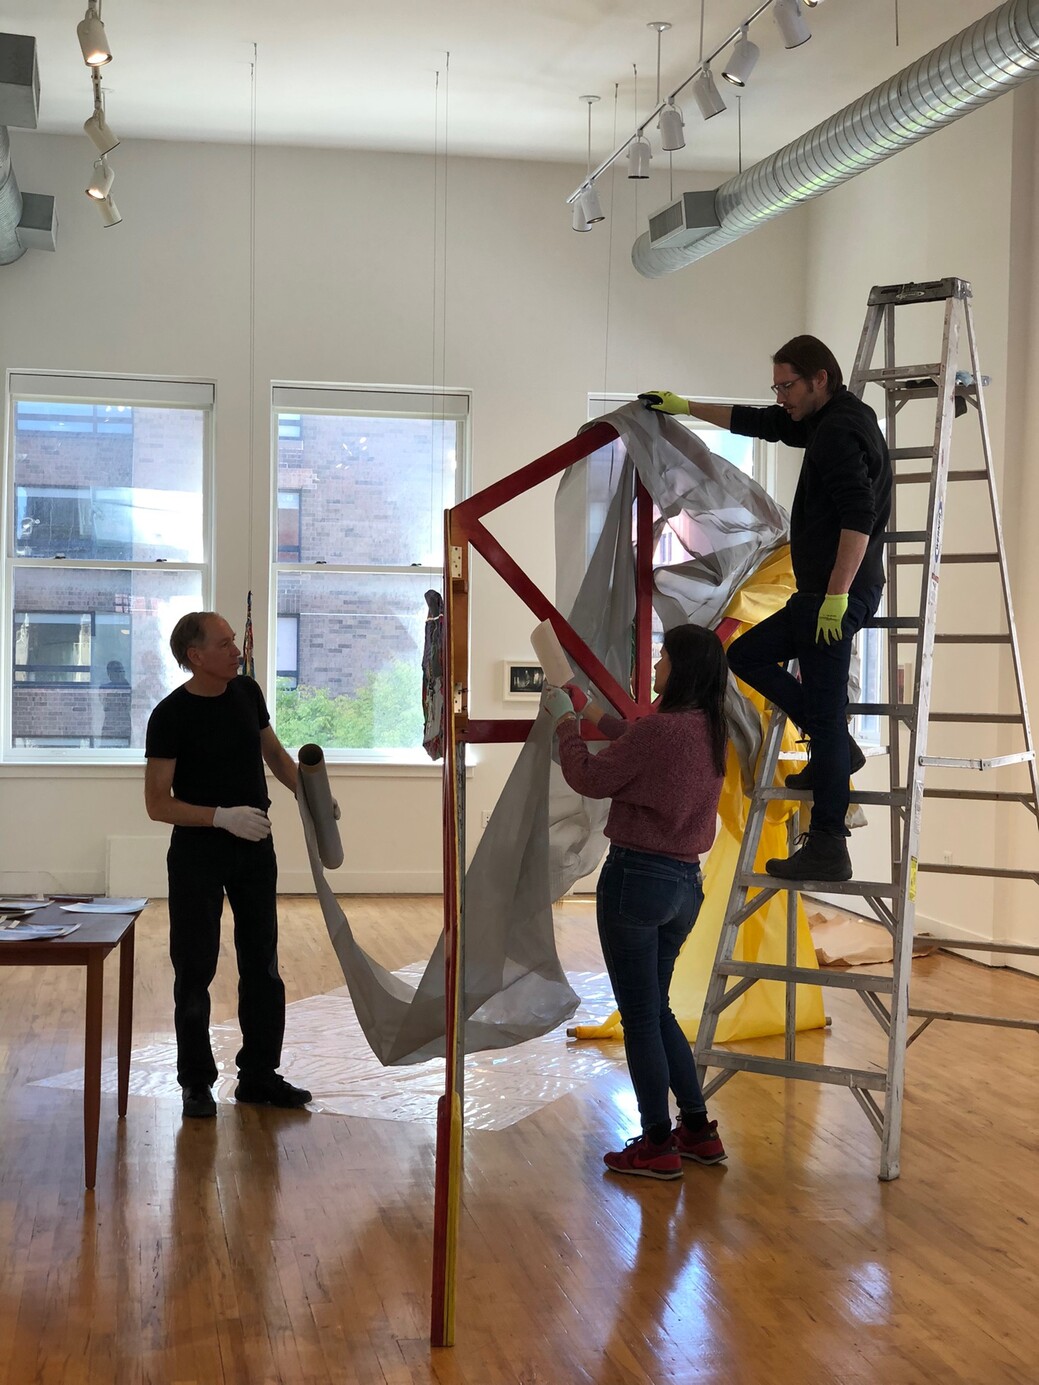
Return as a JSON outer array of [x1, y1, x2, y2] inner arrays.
[[502, 661, 545, 700]]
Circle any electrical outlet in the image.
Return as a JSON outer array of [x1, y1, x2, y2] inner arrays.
[[480, 811, 490, 829], [942, 849, 953, 865]]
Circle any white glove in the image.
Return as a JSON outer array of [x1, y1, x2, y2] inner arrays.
[[213, 805, 272, 841]]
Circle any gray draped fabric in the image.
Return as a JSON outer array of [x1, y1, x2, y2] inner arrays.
[[300, 403, 788, 1065]]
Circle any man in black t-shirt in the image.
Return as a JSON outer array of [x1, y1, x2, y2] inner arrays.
[[145, 610, 311, 1118], [642, 335, 892, 882]]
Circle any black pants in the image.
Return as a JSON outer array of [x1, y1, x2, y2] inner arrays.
[[727, 587, 880, 837], [167, 828, 285, 1089]]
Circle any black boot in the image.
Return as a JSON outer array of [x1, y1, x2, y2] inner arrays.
[[765, 830, 853, 882], [785, 733, 866, 789]]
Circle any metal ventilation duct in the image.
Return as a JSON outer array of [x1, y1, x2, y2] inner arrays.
[[633, 0, 1039, 278], [1, 31, 55, 264]]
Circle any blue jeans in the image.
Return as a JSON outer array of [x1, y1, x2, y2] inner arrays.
[[596, 846, 707, 1134], [727, 587, 881, 837]]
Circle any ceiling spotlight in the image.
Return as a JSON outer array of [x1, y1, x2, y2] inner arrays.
[[84, 106, 119, 154], [803, 0, 825, 6], [77, 3, 112, 67], [572, 202, 591, 233], [627, 134, 652, 179], [578, 184, 605, 225], [85, 156, 114, 200], [94, 194, 122, 228], [692, 64, 726, 121], [774, 0, 812, 49], [722, 26, 760, 87], [658, 101, 685, 152]]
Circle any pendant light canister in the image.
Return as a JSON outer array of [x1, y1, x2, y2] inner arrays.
[[95, 194, 121, 227], [572, 202, 592, 232], [84, 107, 119, 154], [579, 184, 605, 224], [626, 135, 652, 179], [774, 0, 811, 49], [658, 102, 685, 151], [722, 26, 760, 86], [693, 64, 726, 120], [85, 156, 113, 200], [77, 5, 112, 66]]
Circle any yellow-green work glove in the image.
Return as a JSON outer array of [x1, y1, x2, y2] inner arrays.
[[816, 594, 849, 644], [638, 389, 690, 416]]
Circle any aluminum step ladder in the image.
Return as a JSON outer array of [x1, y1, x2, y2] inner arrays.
[[695, 278, 1039, 1181]]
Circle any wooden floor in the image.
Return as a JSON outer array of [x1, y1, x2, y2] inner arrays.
[[1, 895, 1037, 1385]]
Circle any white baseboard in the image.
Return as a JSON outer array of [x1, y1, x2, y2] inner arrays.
[[806, 893, 1008, 969]]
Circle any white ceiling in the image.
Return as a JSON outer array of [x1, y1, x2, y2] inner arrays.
[[0, 1, 1008, 174]]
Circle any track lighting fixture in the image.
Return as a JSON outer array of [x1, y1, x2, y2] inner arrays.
[[692, 63, 726, 120], [83, 106, 119, 154], [773, 0, 812, 49], [94, 195, 121, 228], [578, 184, 605, 225], [722, 26, 760, 86], [77, 3, 112, 67], [658, 101, 685, 152], [627, 134, 652, 179], [85, 156, 114, 200], [572, 203, 592, 233]]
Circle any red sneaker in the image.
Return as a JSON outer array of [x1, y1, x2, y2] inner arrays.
[[673, 1119, 727, 1165], [603, 1134, 682, 1181]]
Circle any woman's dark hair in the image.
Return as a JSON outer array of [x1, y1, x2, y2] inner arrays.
[[773, 334, 843, 394], [657, 623, 728, 776]]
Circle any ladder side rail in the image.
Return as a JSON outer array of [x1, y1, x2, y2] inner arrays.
[[883, 300, 907, 876], [879, 294, 961, 1181], [962, 299, 1039, 818], [694, 696, 790, 1076]]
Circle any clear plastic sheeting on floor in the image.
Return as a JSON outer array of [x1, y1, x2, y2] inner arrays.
[[303, 404, 790, 1065], [32, 970, 621, 1131]]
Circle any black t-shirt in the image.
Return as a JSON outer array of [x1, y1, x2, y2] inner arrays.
[[731, 387, 892, 598], [145, 675, 271, 811]]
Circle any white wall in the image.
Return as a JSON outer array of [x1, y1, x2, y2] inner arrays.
[[0, 132, 807, 895]]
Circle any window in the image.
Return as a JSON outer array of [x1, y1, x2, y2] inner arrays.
[[276, 614, 300, 689], [276, 489, 302, 562], [4, 373, 213, 758], [270, 385, 468, 760]]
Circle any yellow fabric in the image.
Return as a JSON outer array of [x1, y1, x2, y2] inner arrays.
[[572, 545, 827, 1043]]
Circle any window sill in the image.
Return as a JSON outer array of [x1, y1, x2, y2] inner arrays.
[[0, 758, 467, 779]]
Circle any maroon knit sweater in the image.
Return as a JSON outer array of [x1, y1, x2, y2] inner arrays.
[[556, 708, 724, 863]]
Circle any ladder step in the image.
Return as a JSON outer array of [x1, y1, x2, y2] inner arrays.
[[697, 1049, 888, 1091], [923, 788, 1037, 804], [757, 787, 905, 807], [917, 863, 1039, 881], [716, 961, 894, 993], [860, 363, 943, 383], [867, 277, 969, 306], [927, 712, 1024, 724], [895, 469, 988, 484], [867, 616, 921, 630], [893, 633, 1012, 645], [890, 552, 999, 565], [848, 701, 913, 718], [916, 937, 1039, 956], [739, 873, 899, 898], [884, 530, 929, 543], [889, 446, 936, 461]]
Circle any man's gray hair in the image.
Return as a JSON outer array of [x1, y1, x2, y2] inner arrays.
[[170, 611, 219, 671]]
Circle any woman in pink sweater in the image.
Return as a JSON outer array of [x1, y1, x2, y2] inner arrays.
[[545, 623, 728, 1180]]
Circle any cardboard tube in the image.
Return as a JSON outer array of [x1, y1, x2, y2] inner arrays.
[[530, 620, 573, 687], [297, 743, 344, 870]]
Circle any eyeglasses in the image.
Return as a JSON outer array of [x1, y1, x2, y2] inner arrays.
[[770, 376, 803, 397]]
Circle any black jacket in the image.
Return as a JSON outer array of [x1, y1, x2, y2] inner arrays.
[[731, 387, 892, 598]]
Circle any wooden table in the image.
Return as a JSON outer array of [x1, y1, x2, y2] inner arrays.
[[0, 902, 140, 1190]]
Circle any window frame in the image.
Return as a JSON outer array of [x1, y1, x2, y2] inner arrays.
[[269, 382, 470, 765], [2, 370, 214, 763]]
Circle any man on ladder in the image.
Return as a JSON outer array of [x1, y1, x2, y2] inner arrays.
[[642, 334, 893, 881]]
